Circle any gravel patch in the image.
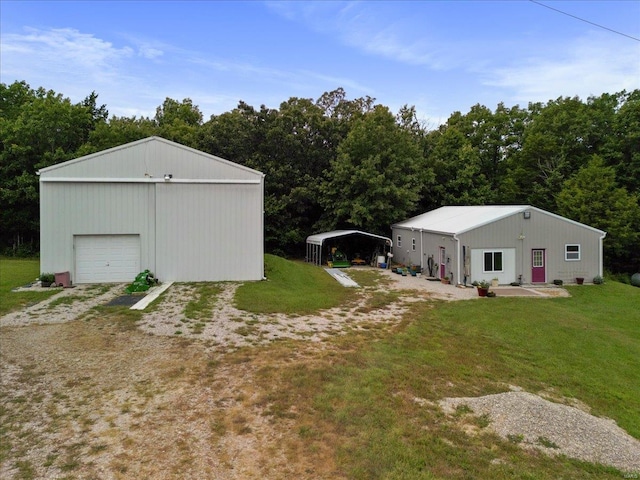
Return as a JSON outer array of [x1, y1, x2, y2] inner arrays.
[[439, 391, 640, 473], [1, 284, 127, 327], [138, 282, 414, 349]]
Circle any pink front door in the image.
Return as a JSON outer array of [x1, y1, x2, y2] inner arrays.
[[531, 249, 546, 283], [440, 247, 446, 278]]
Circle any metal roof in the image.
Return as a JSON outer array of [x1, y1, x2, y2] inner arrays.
[[392, 205, 530, 235], [306, 230, 392, 246], [392, 205, 606, 236]]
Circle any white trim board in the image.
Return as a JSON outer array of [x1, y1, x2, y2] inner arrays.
[[130, 282, 173, 310]]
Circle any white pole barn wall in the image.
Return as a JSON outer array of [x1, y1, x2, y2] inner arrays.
[[38, 137, 264, 283]]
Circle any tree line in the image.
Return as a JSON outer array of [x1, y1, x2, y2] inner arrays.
[[1, 81, 638, 272]]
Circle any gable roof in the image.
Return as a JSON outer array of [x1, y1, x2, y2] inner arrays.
[[392, 205, 605, 236], [306, 230, 392, 246], [38, 136, 263, 181]]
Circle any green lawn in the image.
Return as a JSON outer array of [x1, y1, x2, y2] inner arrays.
[[301, 281, 640, 479], [235, 254, 358, 314], [0, 257, 58, 316]]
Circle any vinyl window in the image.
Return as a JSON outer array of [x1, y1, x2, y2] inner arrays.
[[565, 244, 581, 261], [483, 250, 503, 273], [412, 238, 416, 251], [397, 235, 402, 248]]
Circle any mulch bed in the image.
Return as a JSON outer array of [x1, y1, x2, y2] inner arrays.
[[105, 295, 145, 307]]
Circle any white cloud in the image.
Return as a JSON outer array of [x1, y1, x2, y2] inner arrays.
[[138, 45, 163, 59], [484, 33, 640, 103], [0, 27, 134, 81]]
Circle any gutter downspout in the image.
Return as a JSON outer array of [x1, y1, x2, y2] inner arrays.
[[599, 232, 607, 277], [420, 229, 424, 270], [453, 233, 461, 285]]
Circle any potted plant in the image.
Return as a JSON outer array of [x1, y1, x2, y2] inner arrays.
[[441, 276, 450, 284], [473, 280, 490, 297], [39, 272, 55, 287], [575, 277, 584, 285]]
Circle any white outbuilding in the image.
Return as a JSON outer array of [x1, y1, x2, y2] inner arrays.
[[38, 136, 264, 283], [392, 205, 606, 285]]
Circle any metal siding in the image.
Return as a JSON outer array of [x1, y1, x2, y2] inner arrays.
[[40, 138, 264, 283], [459, 210, 602, 283], [40, 137, 261, 181], [155, 183, 262, 281], [39, 182, 155, 283], [391, 227, 454, 275]]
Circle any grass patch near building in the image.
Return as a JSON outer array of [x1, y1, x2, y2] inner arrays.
[[235, 254, 358, 315], [0, 257, 58, 316]]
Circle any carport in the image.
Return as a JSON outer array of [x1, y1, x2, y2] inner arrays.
[[305, 230, 392, 267]]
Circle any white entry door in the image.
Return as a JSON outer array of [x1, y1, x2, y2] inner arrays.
[[75, 235, 141, 283]]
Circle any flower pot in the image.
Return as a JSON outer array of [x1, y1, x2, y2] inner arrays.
[[441, 278, 450, 284], [477, 287, 489, 297], [576, 277, 584, 285]]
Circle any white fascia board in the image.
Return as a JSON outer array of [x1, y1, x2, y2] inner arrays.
[[39, 177, 262, 184]]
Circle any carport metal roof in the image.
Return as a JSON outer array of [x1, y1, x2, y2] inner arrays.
[[306, 230, 392, 266], [306, 230, 392, 247]]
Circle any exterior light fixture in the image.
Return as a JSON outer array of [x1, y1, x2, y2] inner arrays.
[[164, 174, 173, 181]]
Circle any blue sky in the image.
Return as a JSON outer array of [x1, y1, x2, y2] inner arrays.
[[1, 1, 639, 125]]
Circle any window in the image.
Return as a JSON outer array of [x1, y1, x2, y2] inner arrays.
[[412, 238, 416, 251], [397, 235, 402, 248], [565, 244, 581, 261], [532, 249, 544, 267], [483, 250, 503, 272]]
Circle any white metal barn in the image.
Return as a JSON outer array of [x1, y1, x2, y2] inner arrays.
[[38, 136, 264, 283], [391, 205, 606, 285]]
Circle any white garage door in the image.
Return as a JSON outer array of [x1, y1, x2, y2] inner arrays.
[[75, 235, 141, 283]]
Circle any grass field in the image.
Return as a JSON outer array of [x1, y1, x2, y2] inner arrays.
[[1, 256, 638, 479], [308, 282, 640, 478], [235, 254, 358, 314], [0, 257, 58, 316], [243, 271, 640, 479]]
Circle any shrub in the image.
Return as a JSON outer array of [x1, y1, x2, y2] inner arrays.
[[39, 273, 55, 284]]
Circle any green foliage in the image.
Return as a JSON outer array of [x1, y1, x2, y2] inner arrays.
[[0, 257, 58, 315], [38, 272, 55, 283], [0, 81, 108, 251], [557, 155, 640, 272], [320, 105, 424, 233], [235, 254, 356, 314]]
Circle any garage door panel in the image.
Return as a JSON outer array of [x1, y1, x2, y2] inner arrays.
[[75, 235, 140, 283]]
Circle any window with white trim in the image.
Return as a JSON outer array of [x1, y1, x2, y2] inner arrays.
[[412, 238, 416, 251], [483, 250, 503, 273], [397, 235, 402, 248], [565, 244, 581, 261]]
